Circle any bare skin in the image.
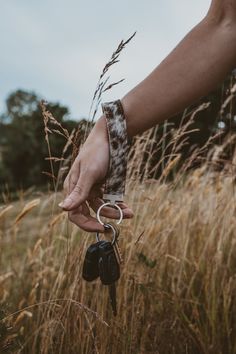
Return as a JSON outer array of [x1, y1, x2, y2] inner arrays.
[[59, 0, 236, 232]]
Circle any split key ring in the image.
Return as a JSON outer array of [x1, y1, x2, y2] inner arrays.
[[96, 202, 123, 226], [96, 222, 119, 245]]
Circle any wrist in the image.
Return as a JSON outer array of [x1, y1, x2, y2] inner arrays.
[[85, 115, 108, 145], [95, 114, 108, 137]]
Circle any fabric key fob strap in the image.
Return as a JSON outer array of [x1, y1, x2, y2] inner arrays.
[[101, 100, 130, 204]]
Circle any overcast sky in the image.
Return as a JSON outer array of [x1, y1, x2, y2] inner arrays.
[[1, 0, 211, 120]]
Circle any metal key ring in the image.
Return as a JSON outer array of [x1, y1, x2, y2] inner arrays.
[[96, 223, 119, 245], [96, 202, 123, 226]]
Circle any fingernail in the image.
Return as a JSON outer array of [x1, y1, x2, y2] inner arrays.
[[58, 198, 73, 209]]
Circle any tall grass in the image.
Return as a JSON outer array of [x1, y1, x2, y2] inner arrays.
[[1, 134, 236, 353], [1, 35, 236, 354]]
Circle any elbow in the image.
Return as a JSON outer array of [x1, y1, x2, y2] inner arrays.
[[204, 0, 236, 52], [202, 1, 236, 65], [206, 0, 236, 27]]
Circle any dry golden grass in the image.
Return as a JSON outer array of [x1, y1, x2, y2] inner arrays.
[[2, 41, 236, 353], [0, 165, 236, 353]]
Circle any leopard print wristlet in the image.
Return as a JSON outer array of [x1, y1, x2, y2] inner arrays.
[[101, 100, 130, 205]]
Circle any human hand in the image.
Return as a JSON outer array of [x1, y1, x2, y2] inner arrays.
[[59, 115, 134, 232]]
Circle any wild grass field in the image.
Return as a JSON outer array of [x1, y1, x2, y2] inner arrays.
[[1, 142, 236, 354], [1, 35, 236, 354]]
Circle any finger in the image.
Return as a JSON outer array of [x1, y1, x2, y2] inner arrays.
[[63, 157, 80, 190], [64, 176, 103, 201], [59, 172, 94, 211], [67, 171, 79, 195], [88, 198, 134, 219], [68, 202, 105, 233]]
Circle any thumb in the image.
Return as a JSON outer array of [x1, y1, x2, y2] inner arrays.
[[59, 173, 94, 211]]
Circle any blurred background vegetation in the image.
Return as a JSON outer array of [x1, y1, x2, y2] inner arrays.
[[1, 69, 236, 201], [0, 90, 82, 199]]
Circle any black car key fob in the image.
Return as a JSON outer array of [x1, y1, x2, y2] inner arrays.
[[98, 241, 120, 285], [82, 241, 106, 282]]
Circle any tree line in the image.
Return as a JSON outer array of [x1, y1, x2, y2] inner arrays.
[[1, 72, 236, 199], [0, 90, 82, 198]]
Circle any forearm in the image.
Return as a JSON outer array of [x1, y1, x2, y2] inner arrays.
[[62, 0, 236, 231], [121, 5, 236, 137]]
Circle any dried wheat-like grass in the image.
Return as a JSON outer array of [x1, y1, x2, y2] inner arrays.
[[0, 205, 13, 220], [1, 157, 236, 353], [2, 27, 236, 354], [14, 310, 33, 326], [161, 153, 181, 179], [84, 32, 136, 141], [0, 272, 14, 285], [13, 199, 40, 226]]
